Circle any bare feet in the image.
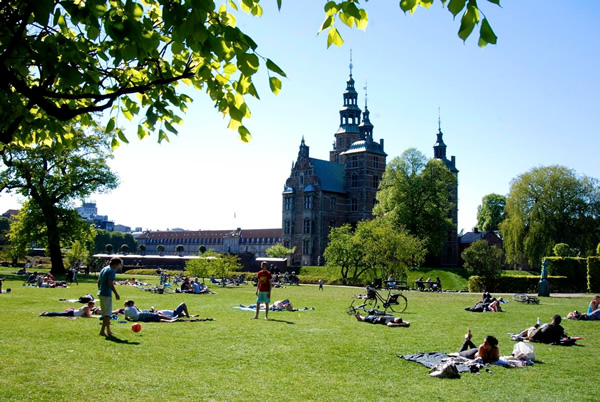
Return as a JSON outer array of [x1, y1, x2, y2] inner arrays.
[[465, 328, 472, 341], [39, 312, 47, 316], [99, 332, 106, 336]]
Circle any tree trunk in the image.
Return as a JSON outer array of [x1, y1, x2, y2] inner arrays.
[[43, 207, 65, 275]]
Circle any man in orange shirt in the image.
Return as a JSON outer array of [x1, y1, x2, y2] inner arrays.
[[253, 262, 272, 320]]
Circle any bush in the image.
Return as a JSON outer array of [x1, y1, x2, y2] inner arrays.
[[124, 268, 181, 276], [588, 257, 600, 293], [553, 243, 571, 257], [545, 257, 588, 292], [461, 240, 504, 291], [469, 275, 570, 293]]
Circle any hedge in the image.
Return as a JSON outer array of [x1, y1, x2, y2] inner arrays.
[[588, 257, 600, 293], [469, 275, 569, 293], [545, 257, 588, 292], [123, 269, 182, 276]]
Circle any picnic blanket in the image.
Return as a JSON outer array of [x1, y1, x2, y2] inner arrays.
[[233, 305, 314, 312], [399, 353, 483, 373]]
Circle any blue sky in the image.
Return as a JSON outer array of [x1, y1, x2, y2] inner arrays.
[[1, 1, 599, 234]]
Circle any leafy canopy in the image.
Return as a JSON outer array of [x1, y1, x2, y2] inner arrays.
[[374, 148, 457, 256], [0, 0, 500, 147], [476, 193, 506, 231], [500, 165, 600, 267], [461, 239, 504, 290], [265, 242, 295, 258]]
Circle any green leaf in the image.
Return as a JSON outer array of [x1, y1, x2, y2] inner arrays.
[[356, 9, 368, 30], [116, 128, 129, 144], [33, 0, 55, 25], [487, 0, 501, 5], [458, 3, 479, 41], [105, 117, 116, 134], [228, 0, 238, 11], [478, 18, 497, 47], [238, 125, 252, 143], [319, 15, 334, 33], [327, 28, 344, 48], [87, 25, 100, 40], [266, 59, 287, 77], [111, 138, 120, 150], [400, 0, 419, 14], [137, 125, 148, 140], [172, 41, 184, 54], [419, 0, 434, 9], [339, 12, 355, 29], [324, 1, 339, 16], [223, 63, 238, 74], [447, 0, 466, 18], [269, 77, 282, 95], [164, 121, 178, 135], [276, 0, 282, 10]]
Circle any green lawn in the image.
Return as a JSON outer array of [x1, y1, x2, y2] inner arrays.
[[0, 269, 597, 401]]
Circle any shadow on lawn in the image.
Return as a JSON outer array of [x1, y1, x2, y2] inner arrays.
[[266, 318, 295, 325], [105, 335, 140, 345]]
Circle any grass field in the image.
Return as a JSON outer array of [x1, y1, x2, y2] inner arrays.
[[0, 269, 597, 401]]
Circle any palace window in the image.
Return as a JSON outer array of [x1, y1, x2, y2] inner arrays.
[[284, 239, 290, 248], [330, 196, 336, 211], [302, 239, 310, 255], [304, 195, 313, 209], [351, 155, 358, 168], [373, 175, 379, 189], [303, 219, 312, 234], [284, 220, 291, 235], [351, 198, 358, 212], [284, 196, 293, 211], [374, 156, 379, 169], [351, 174, 358, 187]]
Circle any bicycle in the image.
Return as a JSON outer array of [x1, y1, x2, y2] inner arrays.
[[513, 293, 540, 304], [347, 286, 408, 315]]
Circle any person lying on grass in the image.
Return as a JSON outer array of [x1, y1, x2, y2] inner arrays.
[[123, 300, 197, 322], [40, 302, 96, 318], [512, 314, 566, 343], [465, 292, 503, 312], [459, 329, 500, 364], [354, 311, 410, 327]]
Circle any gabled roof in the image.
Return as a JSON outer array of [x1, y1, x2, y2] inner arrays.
[[309, 158, 346, 194], [459, 230, 502, 244]]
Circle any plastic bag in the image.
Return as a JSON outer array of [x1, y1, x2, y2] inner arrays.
[[512, 341, 535, 361]]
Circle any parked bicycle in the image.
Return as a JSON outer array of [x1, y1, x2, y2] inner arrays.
[[347, 285, 408, 315], [513, 293, 540, 304]]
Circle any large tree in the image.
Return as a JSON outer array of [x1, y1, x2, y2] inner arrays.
[[374, 148, 457, 256], [0, 129, 118, 274], [0, 0, 500, 146], [476, 193, 506, 231], [500, 165, 600, 268], [461, 239, 504, 291]]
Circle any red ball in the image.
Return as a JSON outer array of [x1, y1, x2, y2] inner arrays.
[[131, 323, 142, 333]]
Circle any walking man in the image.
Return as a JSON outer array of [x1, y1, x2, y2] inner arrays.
[[97, 257, 121, 336]]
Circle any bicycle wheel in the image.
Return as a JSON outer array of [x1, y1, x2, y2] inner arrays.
[[513, 293, 528, 303], [385, 294, 408, 313]]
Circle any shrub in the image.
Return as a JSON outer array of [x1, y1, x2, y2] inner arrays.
[[120, 244, 129, 254], [553, 243, 571, 257], [545, 257, 588, 292], [124, 268, 182, 276], [588, 257, 600, 293], [461, 240, 504, 291], [105, 244, 113, 254], [469, 275, 569, 293]]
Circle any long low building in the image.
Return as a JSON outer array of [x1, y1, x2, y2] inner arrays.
[[135, 228, 283, 257]]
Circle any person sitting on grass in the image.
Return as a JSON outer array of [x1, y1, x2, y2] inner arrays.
[[123, 300, 195, 322], [192, 278, 212, 294], [458, 329, 500, 364], [465, 292, 503, 312], [354, 311, 410, 327], [587, 295, 600, 319], [513, 315, 566, 343], [40, 302, 95, 318]]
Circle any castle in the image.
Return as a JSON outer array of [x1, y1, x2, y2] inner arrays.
[[282, 66, 458, 266]]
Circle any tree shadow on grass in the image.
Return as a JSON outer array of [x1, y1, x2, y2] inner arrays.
[[104, 335, 140, 345], [266, 318, 295, 325]]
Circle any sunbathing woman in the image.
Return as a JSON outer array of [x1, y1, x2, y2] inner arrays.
[[458, 329, 499, 364], [40, 302, 95, 318]]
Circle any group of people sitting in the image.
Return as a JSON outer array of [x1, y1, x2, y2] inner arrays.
[[181, 277, 214, 294], [465, 292, 504, 312], [25, 272, 68, 288], [209, 274, 246, 287], [415, 277, 442, 292]]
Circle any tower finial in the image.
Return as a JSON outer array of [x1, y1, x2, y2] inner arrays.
[[349, 49, 353, 77], [438, 107, 441, 131], [364, 80, 368, 108]]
